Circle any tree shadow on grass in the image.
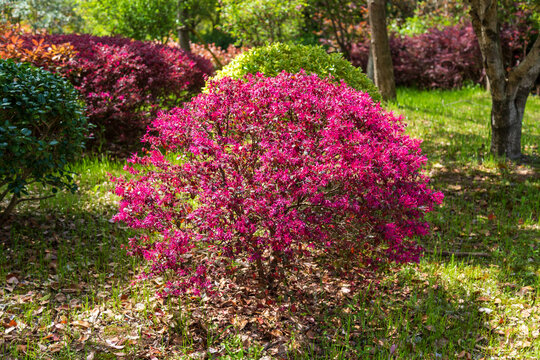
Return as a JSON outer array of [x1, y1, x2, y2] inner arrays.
[[2, 152, 537, 359], [290, 268, 488, 359], [0, 208, 144, 358], [423, 164, 539, 288], [419, 129, 540, 166]]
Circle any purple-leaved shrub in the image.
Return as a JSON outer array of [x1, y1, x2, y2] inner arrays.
[[349, 23, 536, 89], [113, 72, 443, 296], [22, 33, 214, 145]]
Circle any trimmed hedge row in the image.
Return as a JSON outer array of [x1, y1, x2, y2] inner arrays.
[[17, 33, 215, 146]]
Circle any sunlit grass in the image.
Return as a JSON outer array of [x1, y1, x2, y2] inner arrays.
[[1, 88, 539, 359]]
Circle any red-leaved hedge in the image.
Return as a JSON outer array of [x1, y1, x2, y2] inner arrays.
[[350, 23, 534, 89], [23, 33, 214, 145]]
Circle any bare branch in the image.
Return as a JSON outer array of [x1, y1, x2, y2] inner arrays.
[[508, 35, 540, 92], [423, 249, 491, 257], [16, 194, 56, 203]]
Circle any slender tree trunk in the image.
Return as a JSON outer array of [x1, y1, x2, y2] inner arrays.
[[0, 195, 18, 225], [177, 4, 191, 53], [190, 29, 224, 69], [368, 0, 396, 101], [468, 0, 540, 160], [178, 28, 191, 52], [367, 44, 374, 82]]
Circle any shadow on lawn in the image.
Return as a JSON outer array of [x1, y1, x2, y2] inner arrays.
[[424, 164, 539, 288], [0, 208, 139, 358], [294, 268, 487, 359], [420, 129, 540, 165], [1, 152, 538, 359], [0, 209, 133, 284]]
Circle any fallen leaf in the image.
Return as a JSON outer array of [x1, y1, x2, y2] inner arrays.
[[88, 308, 100, 323], [518, 286, 533, 296], [55, 293, 67, 303], [6, 274, 19, 285], [71, 320, 91, 329], [34, 307, 44, 315], [106, 338, 125, 349]]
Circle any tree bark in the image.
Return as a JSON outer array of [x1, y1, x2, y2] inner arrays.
[[177, 4, 191, 53], [468, 0, 540, 160], [367, 43, 374, 82], [368, 0, 396, 101], [0, 194, 18, 226]]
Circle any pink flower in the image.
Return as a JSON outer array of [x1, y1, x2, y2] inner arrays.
[[113, 72, 443, 296]]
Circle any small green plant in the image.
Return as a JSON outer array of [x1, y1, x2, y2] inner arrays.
[[0, 59, 90, 224], [210, 42, 382, 102]]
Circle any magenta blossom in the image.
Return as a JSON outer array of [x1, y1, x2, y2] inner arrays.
[[113, 72, 443, 296]]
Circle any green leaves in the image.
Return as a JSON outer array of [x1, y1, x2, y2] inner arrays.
[[212, 43, 382, 102], [0, 59, 89, 218], [79, 0, 218, 44], [220, 0, 307, 46]]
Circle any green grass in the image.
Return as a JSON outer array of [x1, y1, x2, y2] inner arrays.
[[1, 87, 539, 359]]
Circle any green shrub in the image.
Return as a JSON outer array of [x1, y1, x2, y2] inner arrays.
[[0, 59, 89, 223], [211, 43, 382, 102]]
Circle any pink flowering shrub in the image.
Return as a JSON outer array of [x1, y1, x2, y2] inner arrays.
[[23, 33, 214, 145], [113, 72, 443, 296]]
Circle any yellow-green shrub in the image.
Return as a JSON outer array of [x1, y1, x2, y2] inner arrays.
[[211, 43, 381, 102]]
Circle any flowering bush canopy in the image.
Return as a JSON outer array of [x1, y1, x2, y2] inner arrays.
[[114, 72, 443, 296]]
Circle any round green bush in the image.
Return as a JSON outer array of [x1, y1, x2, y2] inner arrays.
[[0, 59, 89, 221], [211, 42, 382, 102]]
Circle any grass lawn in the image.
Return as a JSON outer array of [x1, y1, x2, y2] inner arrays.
[[1, 87, 539, 359]]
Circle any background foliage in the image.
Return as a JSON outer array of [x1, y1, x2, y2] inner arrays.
[[220, 0, 306, 46]]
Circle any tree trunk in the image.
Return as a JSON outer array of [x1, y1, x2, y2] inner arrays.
[[368, 0, 396, 101], [367, 44, 374, 82], [177, 4, 191, 53], [178, 28, 191, 52], [468, 0, 540, 160], [490, 96, 523, 159], [0, 194, 18, 226]]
